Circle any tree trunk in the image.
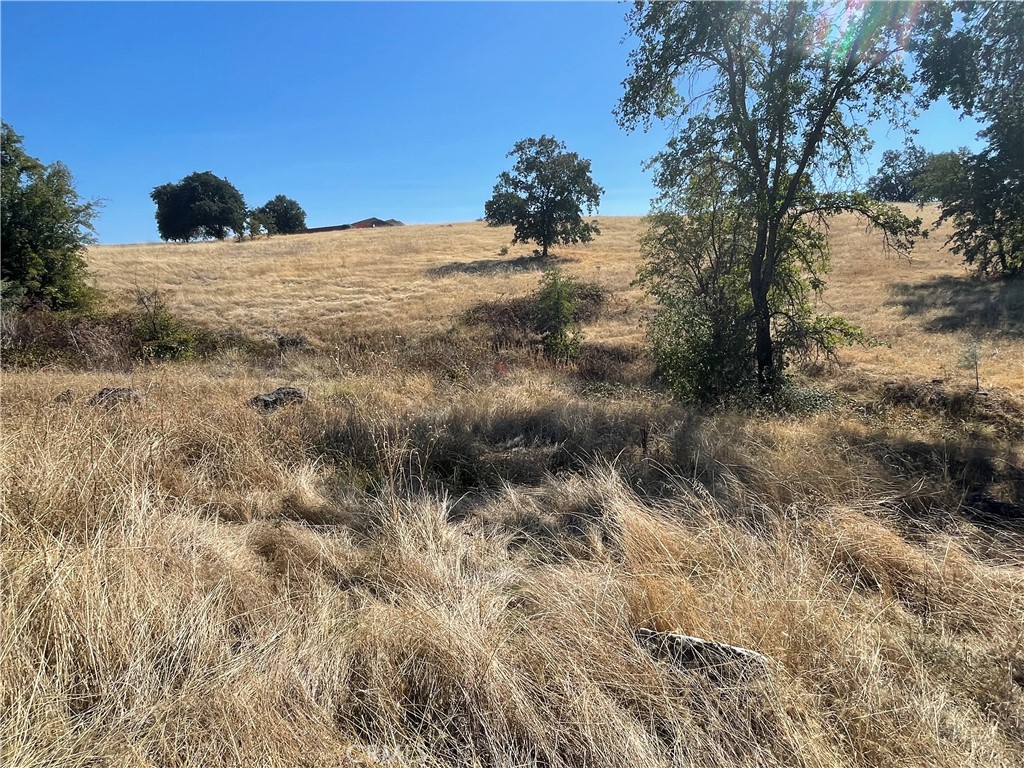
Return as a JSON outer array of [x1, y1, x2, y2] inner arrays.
[[752, 276, 774, 395], [750, 225, 776, 396]]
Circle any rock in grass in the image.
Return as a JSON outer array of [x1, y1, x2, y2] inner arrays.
[[249, 386, 306, 413], [87, 387, 141, 408], [636, 627, 769, 676]]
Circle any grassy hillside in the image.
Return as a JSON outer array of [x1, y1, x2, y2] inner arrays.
[[83, 208, 1022, 390], [2, 213, 1022, 767]]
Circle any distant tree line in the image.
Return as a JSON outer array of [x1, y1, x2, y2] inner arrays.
[[865, 147, 964, 205], [151, 172, 307, 243]]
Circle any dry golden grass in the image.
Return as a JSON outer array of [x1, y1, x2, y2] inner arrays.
[[86, 209, 1023, 392], [3, 214, 1023, 767], [825, 205, 1024, 393], [87, 220, 648, 348]]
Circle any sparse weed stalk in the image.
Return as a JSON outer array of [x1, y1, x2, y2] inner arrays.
[[958, 336, 982, 391], [131, 288, 196, 360]]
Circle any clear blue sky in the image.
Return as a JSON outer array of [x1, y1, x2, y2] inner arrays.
[[2, 1, 981, 244]]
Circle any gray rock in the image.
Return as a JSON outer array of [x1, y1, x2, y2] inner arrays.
[[88, 387, 141, 408], [637, 627, 769, 676], [250, 386, 306, 412]]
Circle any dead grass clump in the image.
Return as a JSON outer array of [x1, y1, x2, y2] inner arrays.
[[575, 340, 649, 383], [1, 300, 273, 372], [810, 507, 1024, 634], [329, 492, 823, 768], [5, 429, 1024, 766], [308, 386, 667, 496], [247, 519, 354, 588], [468, 472, 627, 565], [832, 424, 1024, 520], [326, 326, 499, 382]]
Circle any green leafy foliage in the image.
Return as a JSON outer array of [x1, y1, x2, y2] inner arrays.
[[637, 162, 875, 403], [534, 268, 583, 363], [1, 122, 99, 311], [637, 180, 757, 402], [958, 337, 981, 392], [484, 136, 602, 259], [866, 147, 962, 203], [867, 148, 928, 203], [131, 289, 196, 360], [618, 1, 922, 397], [255, 195, 307, 235], [151, 171, 246, 242], [931, 148, 1021, 278], [245, 207, 277, 240], [912, 2, 1023, 278], [912, 150, 969, 204]]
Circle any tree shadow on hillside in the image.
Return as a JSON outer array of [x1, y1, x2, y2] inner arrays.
[[886, 275, 1024, 337], [428, 254, 578, 278]]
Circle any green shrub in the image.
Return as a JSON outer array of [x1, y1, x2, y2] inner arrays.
[[534, 268, 584, 363], [129, 290, 196, 360], [1, 123, 100, 311], [638, 202, 868, 404], [461, 273, 605, 364], [638, 210, 757, 402]]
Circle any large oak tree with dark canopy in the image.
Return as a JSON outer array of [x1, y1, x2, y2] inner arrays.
[[151, 171, 247, 242], [865, 146, 962, 204], [617, 1, 922, 398], [484, 136, 603, 259], [254, 194, 307, 236]]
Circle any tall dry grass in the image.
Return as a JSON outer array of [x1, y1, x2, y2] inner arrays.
[[84, 211, 1023, 392], [85, 221, 643, 348], [3, 362, 1023, 767], [3, 214, 1023, 766]]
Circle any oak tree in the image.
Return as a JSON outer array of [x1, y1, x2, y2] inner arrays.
[[912, 1, 1023, 278], [255, 195, 306, 235], [484, 136, 603, 259], [151, 171, 246, 242], [618, 1, 922, 397]]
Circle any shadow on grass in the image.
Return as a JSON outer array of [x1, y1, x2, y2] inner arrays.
[[428, 254, 578, 278], [887, 275, 1024, 337], [305, 380, 1024, 557], [840, 426, 1024, 544]]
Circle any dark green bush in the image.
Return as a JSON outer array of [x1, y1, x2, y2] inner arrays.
[[534, 268, 584, 363], [1, 122, 100, 311]]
